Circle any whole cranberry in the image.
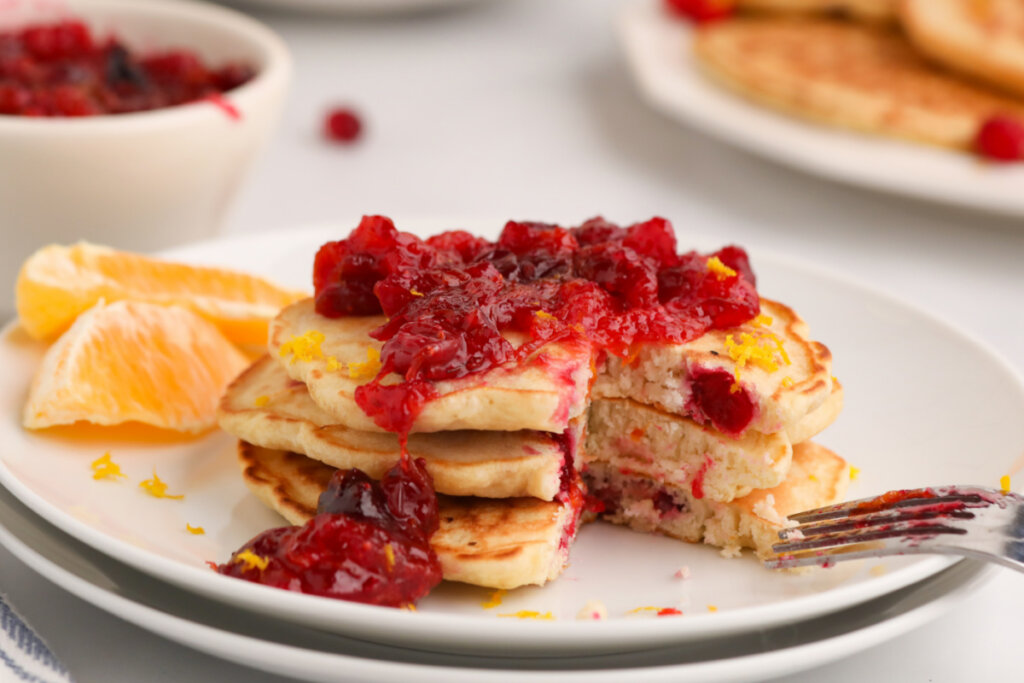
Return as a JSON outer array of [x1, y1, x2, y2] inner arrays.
[[324, 107, 362, 143], [0, 84, 31, 114], [975, 115, 1024, 162], [664, 0, 735, 23]]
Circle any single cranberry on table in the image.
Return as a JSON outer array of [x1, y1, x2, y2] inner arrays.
[[975, 115, 1024, 162], [0, 19, 255, 117], [324, 106, 362, 143]]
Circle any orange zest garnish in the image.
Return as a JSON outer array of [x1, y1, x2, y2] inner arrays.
[[348, 347, 382, 380], [723, 330, 791, 386], [706, 256, 737, 279], [90, 452, 126, 481], [234, 549, 269, 571], [186, 524, 205, 535], [498, 610, 554, 620], [1000, 474, 1012, 493], [384, 543, 396, 572], [534, 310, 556, 321], [253, 395, 270, 408], [279, 330, 325, 364], [849, 465, 861, 481], [410, 289, 424, 297], [481, 589, 506, 609], [139, 471, 184, 500]]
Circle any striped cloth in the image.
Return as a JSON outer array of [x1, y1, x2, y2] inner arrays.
[[0, 592, 71, 683]]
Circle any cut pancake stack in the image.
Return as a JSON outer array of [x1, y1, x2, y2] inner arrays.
[[693, 0, 1024, 152], [218, 295, 848, 590]]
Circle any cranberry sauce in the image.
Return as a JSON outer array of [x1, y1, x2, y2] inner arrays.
[[313, 216, 760, 435], [217, 458, 442, 607], [688, 368, 756, 437], [0, 20, 254, 117]]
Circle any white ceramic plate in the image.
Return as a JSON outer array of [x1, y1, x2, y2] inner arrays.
[[619, 0, 1024, 217], [1, 222, 1022, 655], [0, 479, 995, 683]]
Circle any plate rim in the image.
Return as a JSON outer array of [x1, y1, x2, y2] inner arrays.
[[0, 479, 995, 683]]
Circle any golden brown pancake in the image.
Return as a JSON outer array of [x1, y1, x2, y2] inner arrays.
[[218, 355, 575, 500], [902, 0, 1024, 98], [237, 442, 579, 589], [694, 17, 1024, 149], [269, 298, 593, 434], [587, 383, 842, 504], [270, 298, 835, 440], [593, 298, 835, 438], [584, 441, 850, 559]]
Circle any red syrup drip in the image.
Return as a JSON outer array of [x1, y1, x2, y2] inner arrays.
[[0, 20, 255, 117], [313, 215, 761, 437], [203, 92, 241, 121], [690, 455, 713, 500], [217, 457, 442, 607]]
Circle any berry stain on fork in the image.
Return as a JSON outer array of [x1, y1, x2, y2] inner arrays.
[[766, 485, 1024, 572]]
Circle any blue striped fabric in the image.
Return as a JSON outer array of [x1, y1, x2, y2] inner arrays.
[[0, 592, 71, 683]]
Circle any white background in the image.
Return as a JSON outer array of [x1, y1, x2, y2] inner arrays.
[[3, 0, 1024, 680]]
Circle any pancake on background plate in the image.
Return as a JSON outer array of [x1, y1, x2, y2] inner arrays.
[[694, 17, 1024, 149], [902, 0, 1024, 98]]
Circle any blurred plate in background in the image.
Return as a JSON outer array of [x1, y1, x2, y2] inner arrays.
[[619, 0, 1024, 218]]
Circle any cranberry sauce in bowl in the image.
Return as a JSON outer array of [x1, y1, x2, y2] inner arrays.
[[0, 19, 254, 117], [0, 0, 290, 307], [313, 215, 761, 437]]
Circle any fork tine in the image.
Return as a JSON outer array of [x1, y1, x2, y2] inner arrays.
[[785, 486, 994, 524], [778, 502, 977, 540], [773, 520, 968, 555], [766, 539, 909, 570]]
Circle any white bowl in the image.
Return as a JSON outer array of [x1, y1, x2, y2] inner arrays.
[[0, 0, 291, 315]]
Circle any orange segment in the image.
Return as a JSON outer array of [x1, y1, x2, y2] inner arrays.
[[16, 243, 308, 344], [23, 300, 250, 433]]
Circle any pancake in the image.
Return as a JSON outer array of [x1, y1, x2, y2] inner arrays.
[[694, 17, 1024, 149], [737, 0, 897, 23], [218, 355, 576, 500], [592, 298, 834, 438], [237, 441, 580, 589], [587, 382, 842, 504], [902, 0, 1024, 98], [269, 298, 593, 434], [584, 441, 850, 559], [271, 297, 834, 440]]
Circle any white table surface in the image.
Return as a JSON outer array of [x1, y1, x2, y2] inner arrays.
[[3, 0, 1024, 680]]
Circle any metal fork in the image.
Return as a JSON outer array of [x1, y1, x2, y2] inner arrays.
[[765, 486, 1024, 572]]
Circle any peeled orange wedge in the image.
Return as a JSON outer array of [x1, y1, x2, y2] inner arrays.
[[16, 243, 308, 345], [23, 300, 250, 433]]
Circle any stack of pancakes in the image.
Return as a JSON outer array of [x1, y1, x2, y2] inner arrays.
[[218, 295, 848, 590], [695, 0, 1024, 151]]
